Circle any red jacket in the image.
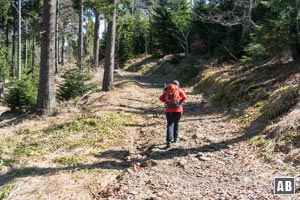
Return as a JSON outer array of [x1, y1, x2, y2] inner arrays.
[[159, 88, 187, 112]]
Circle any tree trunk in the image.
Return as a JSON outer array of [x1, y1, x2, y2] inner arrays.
[[0, 78, 5, 98], [58, 37, 60, 64], [37, 0, 57, 116], [11, 6, 16, 79], [104, 19, 107, 33], [242, 0, 253, 38], [102, 0, 117, 91], [55, 0, 59, 73], [78, 0, 83, 70], [18, 0, 22, 79], [131, 0, 135, 16], [93, 13, 100, 69], [25, 26, 28, 70], [6, 22, 9, 61], [145, 37, 149, 55], [290, 0, 300, 62], [32, 33, 35, 71], [61, 35, 64, 66]]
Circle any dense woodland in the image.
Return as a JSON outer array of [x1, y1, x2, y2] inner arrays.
[[0, 0, 300, 115]]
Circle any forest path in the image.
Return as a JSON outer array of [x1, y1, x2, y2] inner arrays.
[[88, 70, 284, 200], [0, 70, 291, 200]]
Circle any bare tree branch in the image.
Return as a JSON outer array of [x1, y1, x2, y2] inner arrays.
[[193, 0, 254, 27]]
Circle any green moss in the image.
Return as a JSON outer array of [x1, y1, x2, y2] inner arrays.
[[0, 113, 132, 168], [254, 101, 265, 109], [0, 184, 15, 199], [248, 135, 267, 147], [289, 168, 300, 176], [53, 155, 84, 166]]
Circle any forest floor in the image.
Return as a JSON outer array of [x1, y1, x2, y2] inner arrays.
[[0, 68, 299, 199]]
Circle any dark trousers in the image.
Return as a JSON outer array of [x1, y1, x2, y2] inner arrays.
[[166, 112, 182, 143]]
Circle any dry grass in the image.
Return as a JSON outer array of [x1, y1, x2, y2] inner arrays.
[[0, 112, 130, 171], [193, 60, 300, 165]]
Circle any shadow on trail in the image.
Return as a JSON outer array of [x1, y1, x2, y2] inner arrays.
[[183, 101, 223, 117], [0, 160, 131, 187], [0, 112, 31, 129], [0, 129, 259, 187]]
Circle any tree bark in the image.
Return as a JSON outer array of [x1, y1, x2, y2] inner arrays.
[[18, 0, 21, 79], [102, 0, 117, 91], [145, 37, 149, 55], [131, 0, 135, 16], [61, 35, 64, 66], [58, 36, 60, 64], [290, 0, 300, 62], [242, 0, 253, 38], [32, 33, 35, 71], [104, 19, 107, 33], [55, 0, 59, 73], [78, 0, 83, 70], [11, 4, 16, 79], [6, 21, 9, 62], [0, 78, 5, 98], [93, 13, 100, 69], [37, 0, 57, 116], [25, 25, 28, 69]]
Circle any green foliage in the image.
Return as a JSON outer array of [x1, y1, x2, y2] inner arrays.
[[99, 32, 107, 60], [133, 14, 150, 55], [0, 0, 10, 28], [116, 10, 152, 65], [171, 0, 191, 31], [58, 68, 98, 101], [85, 17, 95, 58], [53, 155, 83, 166], [4, 77, 38, 112], [242, 1, 290, 64], [0, 184, 15, 199], [151, 0, 178, 54], [84, 0, 110, 16], [190, 1, 243, 58], [150, 0, 192, 54], [0, 47, 9, 80], [117, 14, 135, 64], [241, 41, 268, 66]]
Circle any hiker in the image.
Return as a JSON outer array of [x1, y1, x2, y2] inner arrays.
[[159, 80, 187, 148]]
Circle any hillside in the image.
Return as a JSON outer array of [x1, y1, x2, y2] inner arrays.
[[0, 56, 300, 199], [192, 60, 300, 166]]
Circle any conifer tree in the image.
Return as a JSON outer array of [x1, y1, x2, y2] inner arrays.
[[151, 0, 177, 54]]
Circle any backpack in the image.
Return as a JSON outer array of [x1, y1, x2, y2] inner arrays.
[[164, 83, 180, 108]]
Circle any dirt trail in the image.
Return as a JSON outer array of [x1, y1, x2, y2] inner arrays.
[[87, 71, 287, 200], [0, 70, 295, 200]]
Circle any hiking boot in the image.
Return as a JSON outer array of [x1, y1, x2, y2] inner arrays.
[[166, 142, 171, 149]]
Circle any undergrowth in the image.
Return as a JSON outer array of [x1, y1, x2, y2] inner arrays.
[[0, 184, 15, 199], [0, 113, 132, 170]]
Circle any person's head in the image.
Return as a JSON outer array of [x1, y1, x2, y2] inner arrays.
[[172, 80, 180, 86]]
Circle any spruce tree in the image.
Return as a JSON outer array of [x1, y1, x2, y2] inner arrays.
[[151, 0, 177, 54]]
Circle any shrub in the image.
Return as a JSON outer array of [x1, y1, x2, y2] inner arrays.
[[58, 69, 98, 101], [4, 77, 37, 112], [241, 43, 268, 66]]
